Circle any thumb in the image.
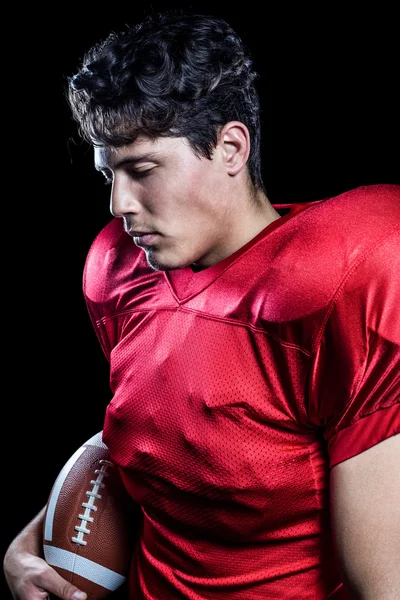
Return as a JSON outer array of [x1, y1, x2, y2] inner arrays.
[[70, 592, 87, 600], [48, 573, 88, 600]]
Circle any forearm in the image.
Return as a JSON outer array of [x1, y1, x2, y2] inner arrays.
[[3, 502, 87, 600], [3, 507, 47, 599], [5, 506, 46, 558]]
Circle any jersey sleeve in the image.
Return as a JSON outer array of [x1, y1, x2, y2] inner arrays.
[[82, 218, 127, 362], [309, 225, 400, 468]]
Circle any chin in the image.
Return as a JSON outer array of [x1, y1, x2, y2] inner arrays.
[[144, 248, 190, 272]]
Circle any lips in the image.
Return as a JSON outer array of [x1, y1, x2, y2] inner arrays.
[[130, 232, 156, 246], [127, 229, 153, 236]]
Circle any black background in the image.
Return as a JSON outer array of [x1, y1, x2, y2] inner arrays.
[[3, 2, 399, 598]]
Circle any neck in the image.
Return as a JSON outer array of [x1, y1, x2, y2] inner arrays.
[[235, 189, 281, 247], [191, 191, 281, 271]]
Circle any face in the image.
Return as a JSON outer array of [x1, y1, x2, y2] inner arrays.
[[94, 135, 240, 271]]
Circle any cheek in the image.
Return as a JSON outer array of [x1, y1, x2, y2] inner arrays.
[[179, 167, 219, 211], [151, 161, 220, 221], [157, 175, 199, 214]]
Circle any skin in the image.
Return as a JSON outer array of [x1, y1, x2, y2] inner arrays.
[[330, 434, 400, 599], [3, 122, 399, 599], [5, 437, 399, 599], [2, 507, 88, 600], [94, 122, 281, 271]]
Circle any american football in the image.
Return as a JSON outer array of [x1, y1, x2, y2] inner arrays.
[[43, 431, 135, 599]]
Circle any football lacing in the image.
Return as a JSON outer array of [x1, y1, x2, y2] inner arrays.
[[72, 458, 114, 545]]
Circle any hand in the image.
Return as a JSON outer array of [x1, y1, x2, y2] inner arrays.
[[4, 549, 87, 600], [3, 507, 87, 600]]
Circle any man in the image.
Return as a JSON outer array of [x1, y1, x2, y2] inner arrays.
[[3, 9, 399, 600]]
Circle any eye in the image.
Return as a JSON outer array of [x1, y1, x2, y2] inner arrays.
[[129, 168, 153, 180]]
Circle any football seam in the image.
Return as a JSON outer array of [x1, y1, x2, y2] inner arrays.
[[72, 458, 114, 546]]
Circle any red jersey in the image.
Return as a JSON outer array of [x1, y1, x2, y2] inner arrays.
[[83, 184, 400, 599]]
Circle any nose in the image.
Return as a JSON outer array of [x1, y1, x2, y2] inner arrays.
[[110, 176, 141, 218]]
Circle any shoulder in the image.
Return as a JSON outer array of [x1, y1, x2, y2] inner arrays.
[[307, 185, 400, 345], [294, 183, 399, 248], [262, 185, 399, 320], [285, 184, 399, 299], [311, 184, 400, 310], [86, 217, 131, 260], [306, 189, 399, 464], [83, 217, 149, 304], [325, 182, 400, 211]]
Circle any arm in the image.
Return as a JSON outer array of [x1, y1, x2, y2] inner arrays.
[[3, 507, 87, 600], [330, 434, 400, 599]]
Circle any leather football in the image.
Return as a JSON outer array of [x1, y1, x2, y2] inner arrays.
[[43, 431, 135, 599]]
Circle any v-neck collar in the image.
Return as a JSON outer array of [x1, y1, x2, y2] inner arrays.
[[163, 203, 310, 303]]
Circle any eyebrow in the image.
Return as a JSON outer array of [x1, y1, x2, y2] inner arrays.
[[95, 152, 162, 172]]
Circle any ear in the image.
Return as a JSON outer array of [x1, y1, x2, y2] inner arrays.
[[218, 121, 250, 176]]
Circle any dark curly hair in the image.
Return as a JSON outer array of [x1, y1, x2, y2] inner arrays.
[[67, 10, 265, 192]]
